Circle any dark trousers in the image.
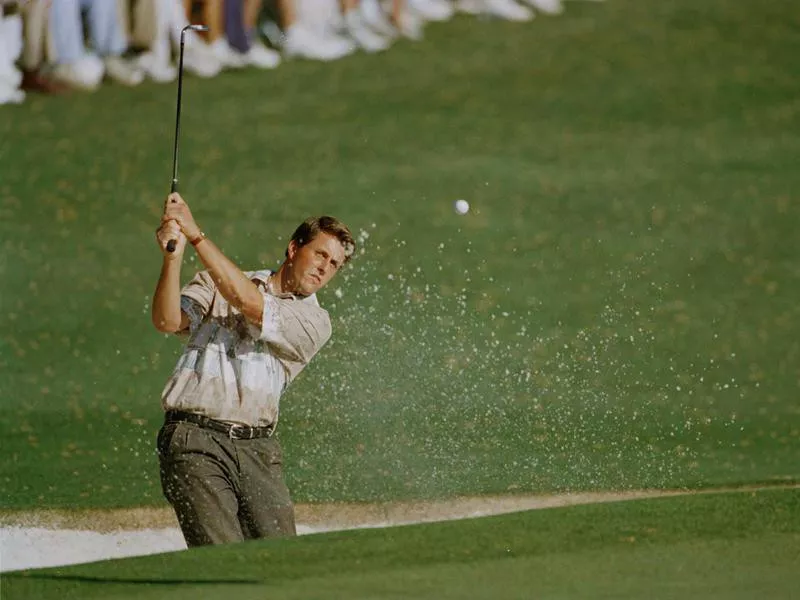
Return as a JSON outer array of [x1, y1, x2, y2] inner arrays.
[[225, 0, 252, 53], [157, 420, 296, 547]]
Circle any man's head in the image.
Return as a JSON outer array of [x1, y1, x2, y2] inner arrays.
[[283, 216, 355, 296]]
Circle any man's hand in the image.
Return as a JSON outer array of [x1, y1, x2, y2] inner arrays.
[[162, 193, 203, 241], [155, 219, 186, 256]]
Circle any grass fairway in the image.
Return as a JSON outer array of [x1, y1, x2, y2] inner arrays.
[[2, 0, 800, 512], [3, 489, 799, 599]]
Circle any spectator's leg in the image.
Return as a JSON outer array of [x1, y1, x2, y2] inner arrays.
[[0, 13, 26, 104], [360, 0, 397, 38], [241, 0, 281, 67], [135, 0, 179, 82], [225, 0, 248, 52], [277, 0, 296, 28], [81, 0, 128, 58], [167, 0, 222, 78], [81, 0, 144, 85], [244, 0, 263, 37], [49, 0, 87, 66], [281, 0, 353, 62], [200, 0, 248, 68], [342, 0, 391, 53], [391, 0, 425, 39], [17, 0, 71, 94], [202, 0, 225, 43], [47, 0, 107, 90]]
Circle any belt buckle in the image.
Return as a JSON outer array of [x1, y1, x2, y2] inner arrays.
[[228, 424, 252, 440]]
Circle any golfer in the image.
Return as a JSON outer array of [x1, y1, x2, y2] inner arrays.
[[151, 192, 355, 547]]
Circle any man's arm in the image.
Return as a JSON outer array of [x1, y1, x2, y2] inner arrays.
[[152, 216, 191, 333], [162, 193, 265, 327]]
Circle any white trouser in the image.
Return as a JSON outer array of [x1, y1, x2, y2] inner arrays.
[[49, 0, 127, 64]]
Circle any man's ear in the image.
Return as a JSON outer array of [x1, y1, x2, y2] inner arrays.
[[287, 240, 298, 261]]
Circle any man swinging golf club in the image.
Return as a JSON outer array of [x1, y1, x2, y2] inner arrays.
[[152, 194, 355, 547], [151, 27, 355, 546]]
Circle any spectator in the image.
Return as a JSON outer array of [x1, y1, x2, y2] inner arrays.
[[279, 0, 355, 62], [456, 0, 534, 21], [359, 0, 425, 42], [388, 0, 426, 40], [14, 0, 72, 94], [406, 0, 454, 22], [341, 0, 392, 53], [223, 0, 282, 68], [133, 0, 223, 82], [0, 9, 25, 104], [521, 0, 564, 15], [183, 0, 278, 70], [184, 0, 247, 68], [49, 0, 144, 90]]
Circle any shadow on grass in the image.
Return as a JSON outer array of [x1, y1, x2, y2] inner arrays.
[[5, 573, 262, 586]]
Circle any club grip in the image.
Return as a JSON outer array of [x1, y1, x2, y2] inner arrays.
[[166, 181, 178, 252]]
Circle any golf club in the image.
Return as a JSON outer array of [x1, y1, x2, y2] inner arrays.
[[166, 23, 208, 253]]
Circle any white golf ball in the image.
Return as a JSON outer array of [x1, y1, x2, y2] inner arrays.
[[454, 199, 470, 215]]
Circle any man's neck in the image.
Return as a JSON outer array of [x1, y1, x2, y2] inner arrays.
[[270, 264, 302, 297]]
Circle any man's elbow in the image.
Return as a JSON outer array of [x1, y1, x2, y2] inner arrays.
[[152, 315, 181, 334]]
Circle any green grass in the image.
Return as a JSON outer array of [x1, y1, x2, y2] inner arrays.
[[3, 488, 799, 599], [2, 0, 800, 510]]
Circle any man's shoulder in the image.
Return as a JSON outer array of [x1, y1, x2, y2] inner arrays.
[[247, 269, 273, 285]]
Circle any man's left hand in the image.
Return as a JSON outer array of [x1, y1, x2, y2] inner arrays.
[[162, 193, 202, 240]]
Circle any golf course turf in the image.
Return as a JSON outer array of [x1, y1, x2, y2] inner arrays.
[[1, 0, 798, 596]]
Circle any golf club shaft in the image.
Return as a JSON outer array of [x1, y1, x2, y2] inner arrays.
[[166, 24, 207, 253]]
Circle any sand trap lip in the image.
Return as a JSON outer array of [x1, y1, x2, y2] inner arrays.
[[2, 483, 796, 533], [2, 484, 796, 573]]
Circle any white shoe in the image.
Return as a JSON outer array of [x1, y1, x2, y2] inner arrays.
[[284, 24, 355, 62], [183, 42, 223, 78], [455, 0, 482, 14], [407, 0, 455, 21], [139, 38, 177, 83], [360, 0, 398, 38], [210, 38, 248, 69], [245, 40, 281, 69], [138, 51, 177, 83], [395, 9, 425, 40], [520, 0, 564, 14], [484, 0, 534, 21], [0, 83, 25, 105], [0, 14, 25, 103], [104, 56, 145, 86], [325, 7, 346, 35], [345, 10, 392, 53], [83, 53, 106, 81], [51, 57, 103, 90]]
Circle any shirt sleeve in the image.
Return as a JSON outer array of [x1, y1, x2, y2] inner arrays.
[[255, 294, 332, 382], [178, 270, 215, 332]]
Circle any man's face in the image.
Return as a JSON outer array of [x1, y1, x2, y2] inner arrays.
[[287, 232, 347, 296]]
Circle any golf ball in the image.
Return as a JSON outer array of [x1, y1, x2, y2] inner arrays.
[[454, 199, 470, 215]]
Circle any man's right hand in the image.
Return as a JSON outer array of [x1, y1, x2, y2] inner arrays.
[[156, 219, 186, 256]]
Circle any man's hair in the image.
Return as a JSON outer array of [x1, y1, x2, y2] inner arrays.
[[287, 216, 356, 263]]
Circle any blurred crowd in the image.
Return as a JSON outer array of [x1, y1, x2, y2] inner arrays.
[[0, 0, 575, 104]]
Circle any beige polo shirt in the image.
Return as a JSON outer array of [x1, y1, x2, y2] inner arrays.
[[160, 269, 331, 427]]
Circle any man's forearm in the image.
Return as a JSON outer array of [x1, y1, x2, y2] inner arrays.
[[152, 256, 184, 332], [192, 237, 264, 324]]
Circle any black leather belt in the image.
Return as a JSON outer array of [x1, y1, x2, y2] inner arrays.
[[165, 410, 274, 440]]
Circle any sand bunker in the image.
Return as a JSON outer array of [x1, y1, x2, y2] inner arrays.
[[1, 485, 795, 572]]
